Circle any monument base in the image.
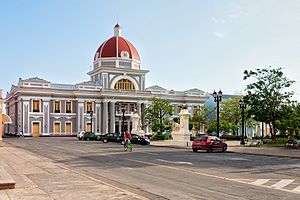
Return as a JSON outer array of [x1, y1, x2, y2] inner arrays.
[[171, 140, 192, 147], [171, 131, 191, 147]]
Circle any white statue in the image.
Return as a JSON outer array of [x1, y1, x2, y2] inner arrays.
[[174, 122, 181, 131], [131, 112, 145, 136]]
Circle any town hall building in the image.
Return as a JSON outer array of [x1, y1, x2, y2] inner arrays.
[[5, 24, 209, 136]]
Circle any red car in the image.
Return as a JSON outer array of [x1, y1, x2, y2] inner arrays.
[[192, 136, 227, 153]]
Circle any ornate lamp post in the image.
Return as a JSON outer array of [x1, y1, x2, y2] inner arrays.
[[90, 111, 93, 133], [239, 99, 246, 145], [121, 106, 126, 133], [213, 90, 222, 138]]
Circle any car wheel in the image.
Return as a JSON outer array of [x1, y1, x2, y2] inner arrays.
[[222, 145, 227, 153], [103, 138, 108, 143], [87, 138, 90, 141], [207, 146, 212, 153], [121, 141, 125, 145], [193, 149, 197, 152]]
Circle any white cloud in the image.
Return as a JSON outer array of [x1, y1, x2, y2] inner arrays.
[[212, 17, 225, 23], [214, 32, 224, 39]]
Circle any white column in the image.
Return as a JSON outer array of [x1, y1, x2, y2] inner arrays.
[[43, 100, 50, 134], [102, 100, 108, 133], [109, 101, 115, 133], [18, 98, 23, 135], [23, 101, 29, 134], [78, 101, 84, 132], [118, 120, 122, 133], [137, 102, 141, 117], [96, 101, 101, 133], [127, 120, 130, 132]]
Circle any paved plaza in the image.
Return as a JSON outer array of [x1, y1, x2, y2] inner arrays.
[[0, 137, 300, 199]]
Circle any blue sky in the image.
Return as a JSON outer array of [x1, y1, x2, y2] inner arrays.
[[1, 0, 300, 100]]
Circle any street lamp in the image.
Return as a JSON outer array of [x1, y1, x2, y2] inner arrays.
[[121, 106, 126, 133], [239, 99, 246, 145], [213, 90, 222, 138], [90, 111, 93, 133]]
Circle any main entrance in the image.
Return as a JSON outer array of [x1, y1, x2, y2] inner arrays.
[[32, 122, 40, 137]]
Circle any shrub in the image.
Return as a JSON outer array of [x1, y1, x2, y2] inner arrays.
[[220, 135, 246, 140], [152, 133, 172, 140], [262, 138, 288, 145]]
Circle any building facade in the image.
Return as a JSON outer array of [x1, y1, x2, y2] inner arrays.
[[5, 24, 209, 136]]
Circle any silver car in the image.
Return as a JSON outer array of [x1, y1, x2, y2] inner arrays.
[[77, 131, 85, 140]]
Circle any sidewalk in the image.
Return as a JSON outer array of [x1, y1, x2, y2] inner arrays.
[[0, 144, 147, 200], [150, 140, 300, 159]]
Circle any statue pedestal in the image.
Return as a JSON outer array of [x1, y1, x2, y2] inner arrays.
[[171, 109, 191, 147], [131, 112, 145, 136], [171, 130, 191, 147]]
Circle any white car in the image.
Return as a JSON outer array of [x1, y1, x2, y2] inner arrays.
[[77, 131, 85, 140]]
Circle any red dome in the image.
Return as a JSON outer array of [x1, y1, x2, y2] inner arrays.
[[94, 36, 140, 61]]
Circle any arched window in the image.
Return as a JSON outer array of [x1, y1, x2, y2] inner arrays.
[[114, 79, 135, 90]]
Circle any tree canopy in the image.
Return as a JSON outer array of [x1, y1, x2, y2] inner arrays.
[[190, 105, 213, 134], [144, 97, 173, 134], [243, 67, 295, 137]]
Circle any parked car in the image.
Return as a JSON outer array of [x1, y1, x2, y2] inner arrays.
[[192, 136, 227, 153], [130, 134, 150, 145], [82, 132, 98, 141], [119, 133, 150, 145], [293, 140, 300, 149], [101, 133, 121, 143], [285, 139, 295, 148], [77, 131, 85, 140], [162, 131, 171, 137]]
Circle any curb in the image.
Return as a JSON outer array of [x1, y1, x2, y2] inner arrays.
[[0, 166, 15, 190]]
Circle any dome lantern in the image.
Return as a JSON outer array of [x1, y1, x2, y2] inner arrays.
[[114, 23, 121, 37]]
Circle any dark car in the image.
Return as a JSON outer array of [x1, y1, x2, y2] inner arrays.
[[101, 133, 120, 143], [82, 132, 99, 141], [192, 136, 227, 153], [285, 139, 296, 148], [292, 140, 300, 149], [119, 133, 150, 145], [130, 134, 150, 145]]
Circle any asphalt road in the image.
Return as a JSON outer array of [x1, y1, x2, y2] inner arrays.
[[4, 137, 300, 200]]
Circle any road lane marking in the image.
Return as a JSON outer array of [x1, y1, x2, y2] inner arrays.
[[271, 180, 294, 189], [126, 158, 300, 195], [143, 152, 159, 155], [228, 158, 249, 161], [156, 159, 193, 165], [292, 185, 300, 192], [252, 179, 270, 185]]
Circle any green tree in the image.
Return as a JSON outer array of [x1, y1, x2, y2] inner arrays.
[[243, 67, 295, 138], [275, 103, 300, 135], [190, 105, 213, 134], [219, 95, 242, 135], [144, 97, 173, 134]]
